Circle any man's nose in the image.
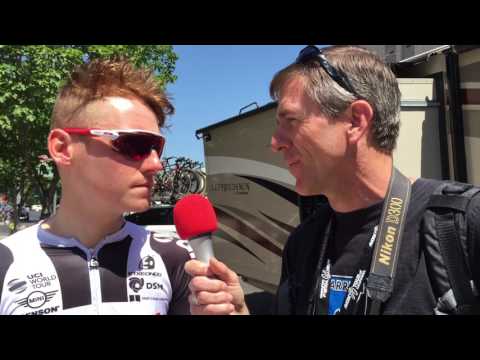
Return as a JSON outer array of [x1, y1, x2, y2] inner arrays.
[[271, 129, 289, 153], [142, 149, 163, 174]]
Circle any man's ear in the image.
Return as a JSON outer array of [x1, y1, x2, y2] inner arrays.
[[346, 100, 374, 146], [48, 129, 74, 166]]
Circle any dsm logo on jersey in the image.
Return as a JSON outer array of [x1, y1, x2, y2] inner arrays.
[[129, 277, 145, 293], [129, 276, 165, 293]]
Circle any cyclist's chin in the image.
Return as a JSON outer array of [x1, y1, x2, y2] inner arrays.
[[127, 203, 150, 214], [125, 196, 151, 213]]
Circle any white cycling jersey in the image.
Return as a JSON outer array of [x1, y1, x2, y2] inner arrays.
[[0, 221, 195, 315]]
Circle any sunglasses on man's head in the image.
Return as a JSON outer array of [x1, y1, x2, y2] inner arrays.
[[62, 128, 165, 161], [296, 45, 360, 98]]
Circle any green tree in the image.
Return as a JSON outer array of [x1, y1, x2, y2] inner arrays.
[[0, 45, 178, 230]]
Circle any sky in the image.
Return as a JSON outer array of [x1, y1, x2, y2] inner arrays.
[[161, 45, 309, 165]]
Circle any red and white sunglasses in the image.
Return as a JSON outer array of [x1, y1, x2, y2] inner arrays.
[[62, 128, 166, 161]]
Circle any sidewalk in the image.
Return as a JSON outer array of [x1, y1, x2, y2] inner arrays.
[[0, 222, 9, 240]]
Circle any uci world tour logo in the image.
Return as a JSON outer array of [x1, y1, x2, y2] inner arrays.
[[8, 278, 28, 294]]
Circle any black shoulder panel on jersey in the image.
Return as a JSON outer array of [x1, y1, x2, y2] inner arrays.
[[149, 234, 192, 314], [0, 243, 15, 301], [98, 236, 133, 303], [41, 245, 92, 309]]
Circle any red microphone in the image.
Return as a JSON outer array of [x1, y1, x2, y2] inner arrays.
[[173, 194, 217, 263]]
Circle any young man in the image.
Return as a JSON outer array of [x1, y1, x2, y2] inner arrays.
[[0, 194, 14, 236], [0, 58, 194, 315], [184, 45, 480, 315], [0, 194, 13, 223]]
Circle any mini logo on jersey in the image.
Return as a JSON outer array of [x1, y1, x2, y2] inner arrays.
[[139, 256, 155, 270], [16, 290, 58, 309], [8, 279, 28, 294], [129, 277, 145, 293]]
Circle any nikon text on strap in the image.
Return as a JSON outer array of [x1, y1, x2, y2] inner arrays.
[[366, 167, 412, 314]]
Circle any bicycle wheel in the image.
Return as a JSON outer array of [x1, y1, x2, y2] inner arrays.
[[185, 169, 206, 194], [177, 170, 194, 195], [161, 173, 176, 204], [193, 169, 206, 194]]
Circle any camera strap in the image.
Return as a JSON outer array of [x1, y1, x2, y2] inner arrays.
[[366, 167, 411, 314], [310, 167, 411, 315]]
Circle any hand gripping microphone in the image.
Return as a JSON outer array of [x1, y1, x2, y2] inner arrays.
[[173, 194, 217, 264]]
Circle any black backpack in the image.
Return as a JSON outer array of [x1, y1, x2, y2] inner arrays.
[[422, 181, 480, 314], [278, 181, 480, 315]]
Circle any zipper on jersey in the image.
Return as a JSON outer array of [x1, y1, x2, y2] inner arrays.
[[87, 250, 102, 315]]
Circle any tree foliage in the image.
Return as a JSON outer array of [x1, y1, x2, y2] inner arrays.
[[0, 45, 178, 228]]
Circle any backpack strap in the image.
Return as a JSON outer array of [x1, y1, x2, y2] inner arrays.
[[425, 182, 480, 314], [466, 189, 480, 299]]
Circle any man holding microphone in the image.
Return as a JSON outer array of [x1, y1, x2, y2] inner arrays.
[[185, 45, 480, 315]]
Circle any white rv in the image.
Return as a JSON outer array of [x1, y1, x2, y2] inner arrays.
[[195, 45, 480, 295]]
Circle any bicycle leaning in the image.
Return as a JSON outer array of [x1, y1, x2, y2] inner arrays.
[[153, 157, 206, 205]]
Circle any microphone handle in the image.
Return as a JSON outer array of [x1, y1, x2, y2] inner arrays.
[[189, 234, 214, 264]]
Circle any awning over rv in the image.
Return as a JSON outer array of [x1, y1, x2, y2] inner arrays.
[[398, 45, 451, 64], [195, 101, 277, 139]]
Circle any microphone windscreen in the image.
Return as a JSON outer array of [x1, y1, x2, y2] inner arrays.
[[173, 194, 217, 240]]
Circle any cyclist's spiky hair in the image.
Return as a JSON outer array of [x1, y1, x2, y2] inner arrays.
[[51, 57, 174, 129]]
